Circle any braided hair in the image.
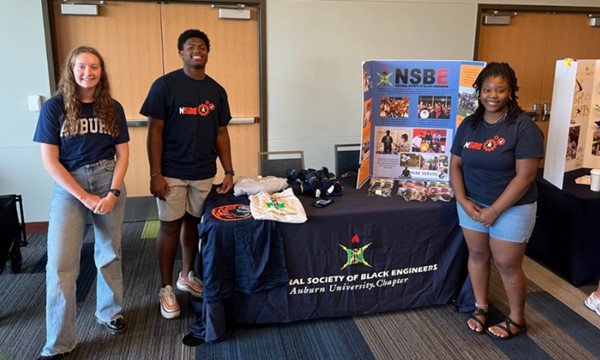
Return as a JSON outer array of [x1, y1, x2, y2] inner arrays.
[[470, 62, 523, 128]]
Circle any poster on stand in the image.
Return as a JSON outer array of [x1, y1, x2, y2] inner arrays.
[[544, 59, 600, 189], [358, 60, 485, 188]]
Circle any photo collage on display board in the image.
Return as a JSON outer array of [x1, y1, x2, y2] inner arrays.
[[358, 60, 485, 188]]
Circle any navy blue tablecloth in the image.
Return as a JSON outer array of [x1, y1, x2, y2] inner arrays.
[[526, 168, 600, 286], [190, 184, 470, 342]]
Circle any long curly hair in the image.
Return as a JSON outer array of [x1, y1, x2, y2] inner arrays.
[[471, 62, 523, 128], [57, 46, 118, 138]]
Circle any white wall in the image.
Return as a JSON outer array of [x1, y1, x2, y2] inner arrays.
[[2, 0, 600, 221], [265, 0, 600, 171], [266, 0, 475, 170], [0, 0, 53, 221]]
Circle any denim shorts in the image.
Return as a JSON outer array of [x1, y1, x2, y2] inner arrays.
[[456, 200, 537, 243]]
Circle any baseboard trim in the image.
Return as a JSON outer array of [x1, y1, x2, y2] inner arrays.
[[26, 222, 48, 234]]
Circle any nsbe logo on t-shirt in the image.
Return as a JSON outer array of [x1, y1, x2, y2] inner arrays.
[[179, 100, 216, 117], [463, 136, 507, 152]]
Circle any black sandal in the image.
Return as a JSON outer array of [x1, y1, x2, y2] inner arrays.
[[486, 317, 527, 340], [467, 306, 488, 334]]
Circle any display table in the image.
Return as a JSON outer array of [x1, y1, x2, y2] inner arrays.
[[190, 185, 469, 342], [526, 168, 600, 286]]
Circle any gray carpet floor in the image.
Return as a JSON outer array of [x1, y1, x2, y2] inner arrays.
[[1, 220, 599, 360]]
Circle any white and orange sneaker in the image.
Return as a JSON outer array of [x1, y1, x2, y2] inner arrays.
[[159, 285, 180, 319], [176, 271, 204, 298]]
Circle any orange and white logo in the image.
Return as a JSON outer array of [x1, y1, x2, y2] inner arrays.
[[179, 100, 216, 117]]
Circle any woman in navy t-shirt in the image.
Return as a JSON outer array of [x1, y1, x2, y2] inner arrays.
[[33, 46, 130, 359], [450, 62, 544, 340]]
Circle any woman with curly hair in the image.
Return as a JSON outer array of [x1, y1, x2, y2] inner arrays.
[[33, 46, 129, 359], [450, 62, 544, 340]]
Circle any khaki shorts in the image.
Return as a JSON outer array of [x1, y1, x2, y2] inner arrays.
[[156, 177, 214, 221]]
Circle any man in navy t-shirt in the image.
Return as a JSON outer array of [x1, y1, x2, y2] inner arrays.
[[140, 29, 235, 327]]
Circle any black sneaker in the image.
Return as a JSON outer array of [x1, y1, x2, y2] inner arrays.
[[97, 316, 127, 335], [182, 332, 205, 347]]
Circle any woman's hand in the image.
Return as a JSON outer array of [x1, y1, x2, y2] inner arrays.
[[477, 207, 498, 227], [460, 198, 483, 221], [80, 193, 101, 212], [93, 193, 118, 214]]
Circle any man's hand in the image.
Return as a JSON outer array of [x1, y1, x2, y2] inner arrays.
[[217, 175, 233, 194], [150, 175, 170, 200]]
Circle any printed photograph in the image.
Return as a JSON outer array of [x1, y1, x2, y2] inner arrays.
[[591, 129, 600, 156], [566, 125, 580, 160], [380, 96, 410, 118], [363, 98, 372, 128], [417, 95, 452, 119], [410, 128, 447, 153], [400, 153, 420, 168], [457, 86, 478, 119]]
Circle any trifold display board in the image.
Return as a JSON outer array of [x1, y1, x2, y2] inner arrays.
[[544, 59, 600, 189], [358, 60, 486, 188]]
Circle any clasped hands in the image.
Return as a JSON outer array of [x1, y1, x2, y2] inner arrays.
[[464, 201, 497, 227], [81, 194, 116, 215]]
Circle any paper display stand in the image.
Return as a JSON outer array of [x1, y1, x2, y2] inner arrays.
[[357, 60, 485, 188], [544, 59, 600, 189]]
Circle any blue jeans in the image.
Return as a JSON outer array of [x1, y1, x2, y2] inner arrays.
[[42, 159, 126, 356]]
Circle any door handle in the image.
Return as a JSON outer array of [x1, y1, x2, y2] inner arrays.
[[542, 103, 551, 122], [525, 103, 540, 122]]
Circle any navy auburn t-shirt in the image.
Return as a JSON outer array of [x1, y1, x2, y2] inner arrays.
[[33, 95, 130, 172], [450, 113, 544, 206], [140, 69, 232, 180]]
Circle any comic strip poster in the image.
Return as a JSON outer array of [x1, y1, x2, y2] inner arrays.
[[576, 60, 600, 170], [358, 60, 485, 187], [544, 59, 600, 189]]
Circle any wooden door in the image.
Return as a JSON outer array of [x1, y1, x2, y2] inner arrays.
[[51, 0, 260, 196], [52, 1, 163, 196], [475, 9, 600, 167]]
